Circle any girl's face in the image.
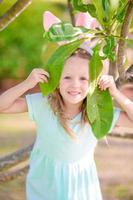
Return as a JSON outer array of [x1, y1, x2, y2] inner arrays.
[[59, 56, 89, 107]]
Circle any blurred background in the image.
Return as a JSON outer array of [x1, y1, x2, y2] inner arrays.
[[0, 0, 133, 200]]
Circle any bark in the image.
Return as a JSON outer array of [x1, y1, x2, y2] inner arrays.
[[0, 143, 33, 172], [117, 0, 133, 80], [109, 132, 133, 139], [109, 62, 118, 79], [0, 0, 32, 31]]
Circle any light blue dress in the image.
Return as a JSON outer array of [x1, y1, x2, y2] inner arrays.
[[25, 93, 120, 200]]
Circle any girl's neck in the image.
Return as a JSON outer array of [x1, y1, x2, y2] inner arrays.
[[62, 102, 82, 119]]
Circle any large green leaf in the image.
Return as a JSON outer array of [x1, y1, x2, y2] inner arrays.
[[89, 45, 103, 95], [87, 87, 113, 139], [92, 0, 115, 29], [116, 0, 128, 22], [43, 22, 88, 42], [40, 39, 84, 96]]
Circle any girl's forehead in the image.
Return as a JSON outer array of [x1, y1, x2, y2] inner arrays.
[[63, 56, 89, 72]]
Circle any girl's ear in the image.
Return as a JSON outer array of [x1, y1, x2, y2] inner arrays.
[[43, 11, 61, 31], [43, 11, 99, 32], [75, 12, 99, 29]]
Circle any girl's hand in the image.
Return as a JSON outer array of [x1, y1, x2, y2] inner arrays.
[[24, 68, 50, 90], [98, 75, 118, 96]]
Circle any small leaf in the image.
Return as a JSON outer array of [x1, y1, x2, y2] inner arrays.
[[102, 0, 110, 22], [72, 0, 97, 17], [87, 4, 97, 18], [44, 22, 88, 42], [103, 36, 116, 62], [116, 1, 128, 22], [40, 39, 84, 96], [87, 87, 113, 139], [93, 0, 111, 26], [110, 0, 119, 11]]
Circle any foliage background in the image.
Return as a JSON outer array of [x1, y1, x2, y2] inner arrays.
[[0, 0, 68, 80]]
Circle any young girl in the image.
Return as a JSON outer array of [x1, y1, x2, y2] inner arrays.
[[0, 48, 133, 200]]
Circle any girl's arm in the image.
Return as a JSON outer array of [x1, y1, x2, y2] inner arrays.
[[98, 75, 133, 127], [0, 68, 49, 114]]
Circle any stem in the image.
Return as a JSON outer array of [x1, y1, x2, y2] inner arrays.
[[0, 0, 32, 31], [67, 0, 75, 26]]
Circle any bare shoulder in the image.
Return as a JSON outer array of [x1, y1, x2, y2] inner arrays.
[[116, 111, 133, 128], [1, 97, 28, 114]]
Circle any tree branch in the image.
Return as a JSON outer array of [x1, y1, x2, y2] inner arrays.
[[0, 143, 33, 172], [0, 0, 32, 31], [67, 0, 75, 26], [0, 165, 28, 183], [109, 132, 133, 139], [117, 0, 133, 79]]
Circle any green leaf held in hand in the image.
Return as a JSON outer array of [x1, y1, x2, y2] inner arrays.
[[87, 86, 113, 139], [40, 39, 84, 96]]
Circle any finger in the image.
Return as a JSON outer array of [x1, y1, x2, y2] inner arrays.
[[34, 68, 50, 78], [37, 68, 50, 78], [38, 75, 48, 83], [99, 82, 108, 90], [38, 78, 45, 84], [38, 77, 47, 84], [102, 83, 110, 90]]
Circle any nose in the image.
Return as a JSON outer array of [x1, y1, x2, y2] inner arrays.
[[71, 78, 80, 87]]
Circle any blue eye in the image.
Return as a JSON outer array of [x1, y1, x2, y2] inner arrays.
[[64, 76, 71, 79], [80, 77, 88, 81]]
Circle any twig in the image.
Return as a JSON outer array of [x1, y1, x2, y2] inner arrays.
[[0, 165, 29, 183], [0, 0, 32, 31], [109, 132, 133, 139], [67, 0, 75, 26]]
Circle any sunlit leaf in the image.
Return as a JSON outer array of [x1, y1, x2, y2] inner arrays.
[[103, 35, 116, 62], [89, 44, 103, 95], [92, 0, 111, 26], [43, 22, 88, 42], [87, 87, 113, 139], [72, 0, 96, 17], [116, 1, 128, 22]]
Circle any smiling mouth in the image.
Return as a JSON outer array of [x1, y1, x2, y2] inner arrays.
[[68, 91, 80, 96]]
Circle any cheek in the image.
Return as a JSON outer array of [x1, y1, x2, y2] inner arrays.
[[59, 80, 67, 94], [82, 82, 89, 90]]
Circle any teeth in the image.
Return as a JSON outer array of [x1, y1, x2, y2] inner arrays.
[[68, 91, 80, 95]]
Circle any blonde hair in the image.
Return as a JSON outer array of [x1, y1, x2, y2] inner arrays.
[[48, 48, 91, 139]]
